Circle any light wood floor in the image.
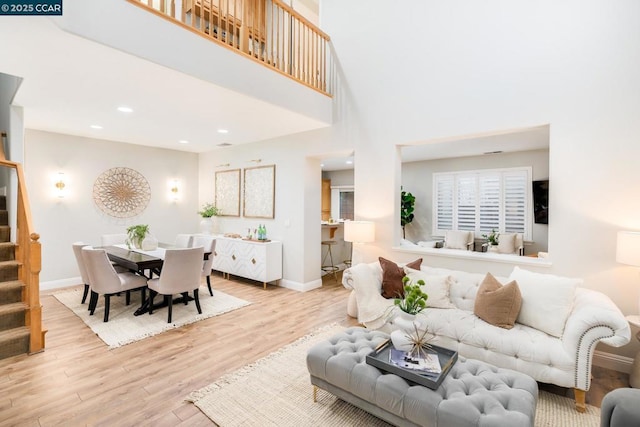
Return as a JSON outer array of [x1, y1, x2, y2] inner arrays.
[[0, 273, 630, 426]]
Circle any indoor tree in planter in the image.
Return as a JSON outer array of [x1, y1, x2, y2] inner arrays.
[[400, 189, 416, 239]]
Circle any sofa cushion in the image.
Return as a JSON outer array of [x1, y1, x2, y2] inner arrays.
[[474, 273, 522, 329], [509, 266, 579, 338], [404, 267, 456, 309], [497, 233, 516, 254], [444, 230, 472, 250], [379, 257, 422, 298]]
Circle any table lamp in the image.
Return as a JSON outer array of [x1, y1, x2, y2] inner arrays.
[[617, 230, 640, 388], [617, 231, 640, 315], [344, 221, 375, 266]]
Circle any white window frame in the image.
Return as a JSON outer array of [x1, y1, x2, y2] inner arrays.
[[432, 167, 532, 240]]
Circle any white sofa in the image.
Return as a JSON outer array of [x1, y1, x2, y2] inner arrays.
[[343, 261, 631, 412]]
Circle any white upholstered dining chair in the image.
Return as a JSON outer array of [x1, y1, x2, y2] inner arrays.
[[147, 247, 204, 323], [82, 247, 148, 322], [192, 235, 216, 296], [72, 242, 91, 304], [100, 233, 128, 246], [174, 234, 194, 248]]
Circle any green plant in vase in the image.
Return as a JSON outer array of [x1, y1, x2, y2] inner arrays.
[[482, 229, 499, 246], [197, 203, 221, 218], [394, 276, 429, 315], [126, 224, 150, 249]]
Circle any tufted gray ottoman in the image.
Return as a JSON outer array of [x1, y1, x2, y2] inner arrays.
[[307, 327, 538, 427]]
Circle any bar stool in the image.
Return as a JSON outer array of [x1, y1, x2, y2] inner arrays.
[[321, 240, 339, 282]]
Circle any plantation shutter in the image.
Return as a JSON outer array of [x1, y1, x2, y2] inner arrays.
[[433, 167, 531, 239], [503, 171, 527, 234], [479, 174, 500, 233], [456, 174, 477, 232], [434, 175, 454, 232]]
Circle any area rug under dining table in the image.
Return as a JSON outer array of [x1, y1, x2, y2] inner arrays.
[[54, 286, 251, 349], [187, 324, 601, 427]]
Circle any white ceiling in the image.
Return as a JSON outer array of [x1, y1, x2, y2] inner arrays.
[[0, 16, 328, 153], [321, 125, 549, 171]]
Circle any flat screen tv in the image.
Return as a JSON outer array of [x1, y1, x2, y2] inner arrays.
[[533, 180, 549, 224]]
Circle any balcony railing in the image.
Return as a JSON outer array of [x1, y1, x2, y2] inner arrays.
[[129, 0, 333, 96]]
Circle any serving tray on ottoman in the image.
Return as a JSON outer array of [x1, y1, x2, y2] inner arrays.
[[366, 340, 458, 390], [307, 327, 538, 427]]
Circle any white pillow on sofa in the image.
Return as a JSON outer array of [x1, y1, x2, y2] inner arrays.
[[404, 267, 456, 309], [444, 230, 471, 250], [508, 266, 580, 337]]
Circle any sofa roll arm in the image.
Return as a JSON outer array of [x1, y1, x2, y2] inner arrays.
[[562, 288, 631, 390], [563, 288, 630, 350]]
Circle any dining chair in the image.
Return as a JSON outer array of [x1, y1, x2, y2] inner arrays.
[[82, 246, 148, 322], [100, 233, 128, 246], [192, 235, 216, 296], [71, 242, 91, 304], [174, 234, 194, 248], [148, 247, 204, 323]]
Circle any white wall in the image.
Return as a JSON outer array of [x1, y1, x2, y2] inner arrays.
[[24, 130, 199, 288], [402, 149, 549, 254], [320, 0, 640, 359], [198, 126, 349, 290]]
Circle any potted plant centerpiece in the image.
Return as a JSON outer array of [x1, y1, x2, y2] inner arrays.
[[393, 276, 429, 323], [126, 224, 150, 250], [482, 229, 499, 252], [390, 276, 434, 356], [198, 203, 221, 234]]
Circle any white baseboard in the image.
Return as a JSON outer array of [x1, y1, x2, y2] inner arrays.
[[40, 277, 81, 292], [593, 350, 634, 374], [279, 278, 322, 292]]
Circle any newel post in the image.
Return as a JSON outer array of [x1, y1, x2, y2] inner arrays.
[[27, 232, 44, 353]]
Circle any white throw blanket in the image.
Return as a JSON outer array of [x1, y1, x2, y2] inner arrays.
[[346, 264, 394, 329]]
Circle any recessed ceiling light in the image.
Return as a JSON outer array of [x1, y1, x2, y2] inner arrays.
[[320, 164, 325, 168], [117, 106, 133, 113], [346, 160, 353, 164], [90, 125, 103, 129], [178, 140, 189, 144], [217, 129, 229, 134], [217, 143, 232, 147]]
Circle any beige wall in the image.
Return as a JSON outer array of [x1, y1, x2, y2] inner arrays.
[[24, 130, 199, 288]]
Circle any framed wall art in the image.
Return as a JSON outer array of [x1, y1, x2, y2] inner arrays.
[[93, 167, 151, 218], [215, 169, 241, 217], [243, 165, 275, 218]]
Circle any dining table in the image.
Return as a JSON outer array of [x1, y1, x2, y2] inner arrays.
[[100, 243, 212, 316]]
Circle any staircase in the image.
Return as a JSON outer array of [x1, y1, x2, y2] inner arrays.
[[0, 132, 45, 361], [0, 194, 29, 360]]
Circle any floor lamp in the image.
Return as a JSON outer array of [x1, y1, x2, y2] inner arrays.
[[616, 230, 640, 388], [344, 221, 375, 267]]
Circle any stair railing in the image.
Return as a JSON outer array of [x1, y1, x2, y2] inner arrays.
[[0, 132, 44, 354], [128, 0, 332, 96]]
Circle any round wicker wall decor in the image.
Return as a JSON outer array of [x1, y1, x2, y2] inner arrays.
[[93, 167, 151, 218]]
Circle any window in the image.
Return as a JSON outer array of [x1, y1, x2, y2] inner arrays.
[[433, 167, 531, 239]]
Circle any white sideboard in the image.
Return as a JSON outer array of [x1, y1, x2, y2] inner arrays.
[[212, 237, 282, 289]]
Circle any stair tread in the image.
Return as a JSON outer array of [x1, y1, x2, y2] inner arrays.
[[0, 326, 29, 340], [0, 280, 23, 289], [0, 302, 27, 314]]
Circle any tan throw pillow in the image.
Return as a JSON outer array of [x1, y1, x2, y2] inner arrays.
[[379, 257, 422, 298], [474, 273, 522, 329]]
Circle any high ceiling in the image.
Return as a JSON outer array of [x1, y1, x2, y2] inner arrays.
[[0, 16, 328, 153]]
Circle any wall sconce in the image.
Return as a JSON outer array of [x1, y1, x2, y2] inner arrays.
[[169, 180, 179, 201], [54, 172, 66, 198]]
